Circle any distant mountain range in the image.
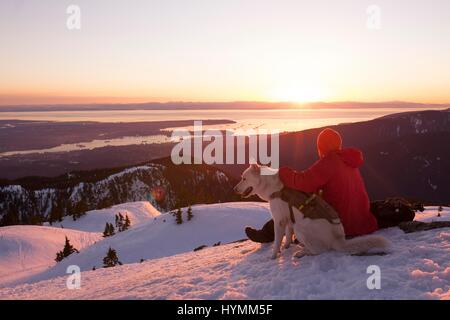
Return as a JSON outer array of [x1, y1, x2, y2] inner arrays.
[[1, 101, 448, 112]]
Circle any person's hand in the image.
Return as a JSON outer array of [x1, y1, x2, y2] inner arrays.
[[278, 167, 294, 185]]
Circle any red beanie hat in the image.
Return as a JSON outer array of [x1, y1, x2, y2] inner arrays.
[[317, 128, 342, 158]]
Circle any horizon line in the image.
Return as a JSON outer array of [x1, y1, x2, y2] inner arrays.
[[1, 100, 450, 109]]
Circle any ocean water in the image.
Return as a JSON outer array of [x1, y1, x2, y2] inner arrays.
[[0, 107, 441, 156], [0, 107, 430, 132]]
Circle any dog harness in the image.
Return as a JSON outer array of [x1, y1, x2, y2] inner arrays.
[[270, 187, 341, 225]]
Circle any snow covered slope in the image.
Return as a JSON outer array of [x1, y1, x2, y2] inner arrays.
[[0, 226, 101, 287], [0, 205, 448, 299], [1, 222, 448, 299], [49, 201, 161, 233], [20, 202, 271, 285]]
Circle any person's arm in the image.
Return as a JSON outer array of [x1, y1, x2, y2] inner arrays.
[[278, 158, 333, 192]]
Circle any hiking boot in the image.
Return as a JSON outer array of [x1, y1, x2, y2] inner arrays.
[[245, 226, 274, 243]]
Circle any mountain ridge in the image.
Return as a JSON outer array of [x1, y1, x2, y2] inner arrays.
[[0, 159, 238, 226]]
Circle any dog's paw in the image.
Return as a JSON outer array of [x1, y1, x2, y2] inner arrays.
[[293, 250, 306, 259], [271, 252, 278, 259]]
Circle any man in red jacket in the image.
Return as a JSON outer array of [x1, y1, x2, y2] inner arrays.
[[245, 128, 379, 243]]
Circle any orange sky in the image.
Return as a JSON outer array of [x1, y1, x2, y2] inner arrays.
[[1, 0, 450, 105]]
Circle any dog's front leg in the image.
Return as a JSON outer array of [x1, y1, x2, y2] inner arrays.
[[272, 220, 285, 259], [284, 224, 293, 249]]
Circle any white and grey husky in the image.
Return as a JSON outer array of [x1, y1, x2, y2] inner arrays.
[[234, 164, 389, 259]]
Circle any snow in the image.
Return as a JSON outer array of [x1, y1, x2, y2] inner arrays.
[[1, 185, 24, 193], [103, 165, 155, 182], [0, 204, 448, 299], [415, 206, 448, 222], [66, 165, 158, 202], [0, 226, 101, 287], [49, 201, 161, 233], [20, 202, 271, 285]]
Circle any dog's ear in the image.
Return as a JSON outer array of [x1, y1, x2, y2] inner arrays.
[[250, 163, 260, 173]]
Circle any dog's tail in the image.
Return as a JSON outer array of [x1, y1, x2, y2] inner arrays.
[[337, 235, 390, 254]]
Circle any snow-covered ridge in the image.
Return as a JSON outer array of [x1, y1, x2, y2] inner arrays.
[[68, 165, 158, 203], [374, 109, 450, 141], [0, 161, 235, 226], [0, 164, 166, 220], [0, 203, 448, 299], [49, 201, 161, 232]]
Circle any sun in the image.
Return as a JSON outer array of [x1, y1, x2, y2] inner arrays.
[[268, 84, 327, 103]]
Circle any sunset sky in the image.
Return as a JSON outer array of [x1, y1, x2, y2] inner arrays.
[[1, 0, 450, 105]]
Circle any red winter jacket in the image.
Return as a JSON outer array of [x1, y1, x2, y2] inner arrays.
[[279, 148, 378, 236]]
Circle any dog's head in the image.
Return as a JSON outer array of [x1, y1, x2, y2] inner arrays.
[[233, 164, 261, 198]]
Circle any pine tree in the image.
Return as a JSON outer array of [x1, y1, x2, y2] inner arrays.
[[62, 236, 78, 256], [123, 214, 131, 231], [187, 205, 193, 221], [103, 223, 115, 237], [75, 200, 88, 218], [49, 202, 63, 224], [49, 203, 57, 224], [3, 209, 20, 225], [103, 247, 122, 268], [65, 201, 73, 221], [55, 236, 79, 262], [175, 208, 183, 224], [108, 223, 115, 236], [115, 213, 125, 231], [103, 222, 110, 237]]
